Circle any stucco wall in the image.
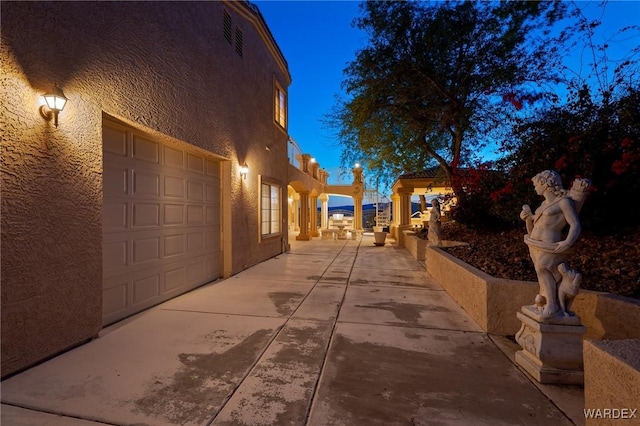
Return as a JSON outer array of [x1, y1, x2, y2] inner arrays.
[[583, 339, 640, 426], [1, 56, 104, 378], [425, 245, 640, 339], [1, 1, 290, 377], [404, 232, 427, 261]]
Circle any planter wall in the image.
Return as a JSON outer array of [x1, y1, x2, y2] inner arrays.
[[425, 245, 640, 340], [404, 232, 427, 261], [423, 244, 640, 406], [583, 339, 640, 425]]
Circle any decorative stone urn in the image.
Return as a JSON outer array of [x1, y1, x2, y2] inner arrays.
[[515, 171, 591, 385]]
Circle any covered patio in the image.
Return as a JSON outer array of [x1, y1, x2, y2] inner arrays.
[[287, 151, 365, 241], [389, 167, 455, 244]]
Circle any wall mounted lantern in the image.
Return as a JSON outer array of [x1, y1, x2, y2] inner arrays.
[[239, 163, 249, 179], [39, 83, 68, 127]]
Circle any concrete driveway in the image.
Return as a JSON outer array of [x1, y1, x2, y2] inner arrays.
[[1, 234, 580, 425]]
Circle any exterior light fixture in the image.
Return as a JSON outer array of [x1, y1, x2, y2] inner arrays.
[[39, 83, 68, 127], [355, 163, 360, 168], [239, 163, 249, 179]]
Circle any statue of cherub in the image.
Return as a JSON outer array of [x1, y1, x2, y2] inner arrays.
[[520, 171, 590, 319]]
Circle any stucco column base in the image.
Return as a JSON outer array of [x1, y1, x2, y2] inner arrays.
[[515, 310, 586, 385], [296, 233, 312, 241]]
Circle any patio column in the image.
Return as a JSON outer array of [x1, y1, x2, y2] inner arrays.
[[353, 196, 363, 230], [296, 191, 311, 241], [310, 194, 319, 237], [391, 194, 400, 227], [351, 165, 364, 231], [292, 193, 300, 232], [399, 189, 412, 226], [397, 189, 413, 246], [319, 194, 329, 229]]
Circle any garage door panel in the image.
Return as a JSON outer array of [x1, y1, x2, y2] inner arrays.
[[205, 205, 218, 225], [187, 261, 205, 286], [187, 205, 204, 224], [103, 279, 128, 317], [133, 274, 161, 305], [164, 234, 185, 258], [164, 267, 186, 292], [187, 180, 204, 201], [187, 232, 205, 253], [133, 136, 160, 163], [103, 240, 128, 270], [132, 202, 160, 228], [164, 145, 184, 170], [103, 122, 220, 326], [132, 170, 160, 197], [164, 175, 185, 198], [132, 237, 160, 265], [103, 201, 128, 230], [206, 159, 219, 177], [104, 167, 129, 196], [205, 184, 218, 203], [103, 127, 127, 156], [187, 153, 204, 174], [164, 204, 185, 225], [206, 230, 217, 249]]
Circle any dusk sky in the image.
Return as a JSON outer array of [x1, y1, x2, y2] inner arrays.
[[255, 1, 640, 192]]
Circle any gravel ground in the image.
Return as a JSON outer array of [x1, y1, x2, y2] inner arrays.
[[435, 221, 640, 300]]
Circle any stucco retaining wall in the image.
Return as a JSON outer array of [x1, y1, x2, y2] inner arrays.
[[403, 232, 427, 261], [424, 245, 640, 340], [583, 339, 640, 425], [420, 240, 640, 411]]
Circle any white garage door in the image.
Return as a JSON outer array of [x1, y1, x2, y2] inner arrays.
[[102, 122, 221, 325]]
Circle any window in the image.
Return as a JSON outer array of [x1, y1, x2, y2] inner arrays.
[[261, 182, 281, 236], [223, 10, 232, 44], [274, 82, 286, 129]]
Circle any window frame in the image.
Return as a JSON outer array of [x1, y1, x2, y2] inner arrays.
[[274, 80, 287, 130], [259, 176, 282, 241]]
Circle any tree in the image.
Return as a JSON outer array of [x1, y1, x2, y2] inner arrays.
[[332, 0, 568, 206]]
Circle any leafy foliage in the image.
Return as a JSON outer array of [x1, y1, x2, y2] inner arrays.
[[331, 0, 567, 197], [489, 87, 640, 232], [481, 3, 640, 233]]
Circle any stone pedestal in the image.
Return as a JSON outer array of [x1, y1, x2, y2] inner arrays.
[[515, 306, 586, 385], [351, 230, 363, 240], [321, 229, 336, 240]]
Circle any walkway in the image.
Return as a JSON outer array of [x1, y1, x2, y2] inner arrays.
[[1, 235, 580, 425]]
